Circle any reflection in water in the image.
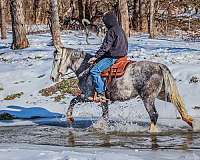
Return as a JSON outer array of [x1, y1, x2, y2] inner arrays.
[[0, 125, 200, 150], [99, 134, 111, 147], [67, 131, 75, 146], [186, 132, 193, 147], [151, 135, 159, 150]]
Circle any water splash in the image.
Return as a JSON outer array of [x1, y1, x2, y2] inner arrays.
[[192, 118, 200, 132], [108, 121, 148, 133], [91, 118, 150, 133], [91, 117, 109, 131]]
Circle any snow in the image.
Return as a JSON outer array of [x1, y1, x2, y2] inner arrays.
[[1, 30, 200, 159], [0, 144, 200, 160], [1, 31, 200, 126]]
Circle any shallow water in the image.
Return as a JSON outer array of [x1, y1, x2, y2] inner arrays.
[[1, 119, 200, 151]]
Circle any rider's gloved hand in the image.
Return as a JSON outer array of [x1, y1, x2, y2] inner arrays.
[[88, 57, 97, 64]]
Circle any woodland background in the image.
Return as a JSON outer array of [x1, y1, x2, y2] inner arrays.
[[0, 0, 199, 49]]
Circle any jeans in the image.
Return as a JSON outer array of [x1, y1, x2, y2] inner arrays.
[[90, 57, 117, 94]]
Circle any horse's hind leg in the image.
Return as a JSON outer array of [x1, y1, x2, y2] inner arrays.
[[143, 98, 159, 133], [140, 75, 163, 133]]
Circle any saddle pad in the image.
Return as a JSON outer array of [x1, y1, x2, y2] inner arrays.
[[101, 56, 133, 78]]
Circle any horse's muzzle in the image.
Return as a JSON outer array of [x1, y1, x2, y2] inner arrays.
[[50, 72, 64, 82], [50, 75, 57, 82], [50, 76, 55, 82], [50, 74, 59, 82]]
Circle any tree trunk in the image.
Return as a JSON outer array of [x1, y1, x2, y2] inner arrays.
[[85, 0, 91, 21], [82, 0, 86, 19], [78, 0, 84, 20], [10, 0, 29, 49], [132, 0, 138, 31], [118, 0, 129, 37], [49, 0, 63, 47], [0, 0, 7, 39], [195, 7, 198, 14], [149, 0, 156, 38], [33, 0, 42, 24], [139, 0, 145, 31]]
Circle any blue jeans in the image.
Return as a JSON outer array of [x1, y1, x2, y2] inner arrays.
[[90, 57, 117, 94]]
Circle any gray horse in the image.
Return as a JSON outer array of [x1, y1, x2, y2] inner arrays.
[[50, 46, 193, 132]]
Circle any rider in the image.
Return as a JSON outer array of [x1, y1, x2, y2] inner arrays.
[[89, 11, 128, 102]]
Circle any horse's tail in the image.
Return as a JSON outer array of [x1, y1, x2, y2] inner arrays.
[[160, 64, 193, 127]]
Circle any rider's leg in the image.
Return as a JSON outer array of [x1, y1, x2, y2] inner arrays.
[[90, 57, 117, 96]]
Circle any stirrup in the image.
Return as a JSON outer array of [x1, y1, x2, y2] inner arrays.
[[88, 92, 108, 103], [96, 93, 108, 103]]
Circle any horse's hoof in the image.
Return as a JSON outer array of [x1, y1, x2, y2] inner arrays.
[[149, 123, 158, 133]]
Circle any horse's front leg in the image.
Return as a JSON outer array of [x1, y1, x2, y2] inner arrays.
[[66, 96, 87, 126], [101, 102, 109, 121], [92, 102, 109, 130]]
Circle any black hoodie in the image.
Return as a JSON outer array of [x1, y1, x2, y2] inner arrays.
[[95, 12, 128, 58]]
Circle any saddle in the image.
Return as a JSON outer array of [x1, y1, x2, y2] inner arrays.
[[89, 56, 133, 103], [101, 56, 133, 79]]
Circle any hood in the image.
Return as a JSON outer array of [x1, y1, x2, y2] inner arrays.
[[103, 12, 118, 29]]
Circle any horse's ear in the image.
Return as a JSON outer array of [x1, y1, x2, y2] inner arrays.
[[54, 45, 62, 54]]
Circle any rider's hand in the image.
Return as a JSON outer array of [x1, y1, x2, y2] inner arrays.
[[88, 57, 97, 64]]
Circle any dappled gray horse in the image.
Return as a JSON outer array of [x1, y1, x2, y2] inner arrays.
[[50, 47, 193, 132]]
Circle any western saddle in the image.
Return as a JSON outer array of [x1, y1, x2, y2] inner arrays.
[[101, 56, 133, 81], [89, 56, 133, 103]]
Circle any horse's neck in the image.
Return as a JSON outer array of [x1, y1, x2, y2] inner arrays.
[[70, 53, 93, 78], [70, 57, 84, 74]]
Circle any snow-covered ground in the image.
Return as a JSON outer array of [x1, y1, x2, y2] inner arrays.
[[1, 144, 200, 160], [1, 30, 200, 159], [1, 31, 200, 125], [0, 145, 200, 160]]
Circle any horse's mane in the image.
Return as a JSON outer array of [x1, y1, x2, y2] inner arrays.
[[65, 47, 94, 77]]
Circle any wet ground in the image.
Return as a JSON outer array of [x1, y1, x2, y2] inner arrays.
[[1, 118, 200, 151]]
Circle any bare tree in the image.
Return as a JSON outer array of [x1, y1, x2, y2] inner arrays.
[[49, 0, 63, 47], [78, 0, 84, 20], [138, 0, 146, 31], [10, 0, 29, 49], [85, 0, 91, 21], [118, 0, 129, 37], [33, 0, 42, 24], [131, 0, 139, 31], [149, 0, 156, 38], [0, 0, 7, 39]]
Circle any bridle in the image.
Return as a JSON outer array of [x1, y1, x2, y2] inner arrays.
[[54, 48, 93, 80]]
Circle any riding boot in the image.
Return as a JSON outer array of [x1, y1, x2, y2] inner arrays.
[[96, 92, 108, 103]]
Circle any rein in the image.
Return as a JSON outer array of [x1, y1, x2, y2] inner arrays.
[[61, 65, 93, 80], [56, 47, 93, 80], [61, 71, 77, 80], [76, 65, 93, 79]]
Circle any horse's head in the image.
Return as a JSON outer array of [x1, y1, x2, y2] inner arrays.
[[50, 47, 72, 82]]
